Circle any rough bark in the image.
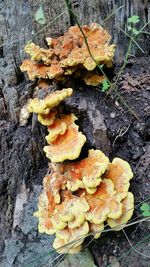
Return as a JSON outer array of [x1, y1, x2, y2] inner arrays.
[[0, 1, 150, 266]]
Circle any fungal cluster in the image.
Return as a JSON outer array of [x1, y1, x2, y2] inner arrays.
[[21, 24, 134, 254], [20, 23, 115, 86], [26, 88, 134, 254]]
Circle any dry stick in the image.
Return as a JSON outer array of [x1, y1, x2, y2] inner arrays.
[[117, 26, 145, 53], [122, 229, 150, 259], [106, 234, 150, 267], [26, 195, 150, 266], [24, 216, 150, 267], [102, 4, 125, 24], [114, 20, 150, 80], [25, 192, 150, 266]]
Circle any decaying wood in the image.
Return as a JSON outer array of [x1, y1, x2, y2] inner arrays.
[[0, 1, 149, 266]]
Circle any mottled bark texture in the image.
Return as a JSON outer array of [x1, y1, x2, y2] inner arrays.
[[0, 1, 150, 266]]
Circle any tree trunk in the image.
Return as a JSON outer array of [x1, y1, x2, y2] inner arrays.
[[0, 1, 149, 266]]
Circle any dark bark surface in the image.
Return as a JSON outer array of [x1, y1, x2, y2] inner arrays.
[[0, 1, 150, 266]]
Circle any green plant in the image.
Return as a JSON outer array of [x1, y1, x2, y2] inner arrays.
[[35, 5, 46, 25], [140, 203, 150, 217], [101, 79, 110, 92], [127, 15, 140, 36]]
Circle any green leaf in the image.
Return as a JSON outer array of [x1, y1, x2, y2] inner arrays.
[[128, 15, 140, 24], [132, 28, 140, 35], [101, 79, 110, 92], [127, 25, 132, 31], [142, 210, 150, 217], [140, 203, 150, 211], [35, 6, 46, 25]]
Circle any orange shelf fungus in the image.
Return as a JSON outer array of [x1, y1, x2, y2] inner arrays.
[[34, 191, 56, 235], [82, 72, 105, 86], [89, 222, 104, 239], [24, 42, 54, 65], [51, 195, 89, 230], [21, 23, 115, 86], [34, 154, 134, 253], [44, 124, 86, 162], [27, 88, 73, 114], [50, 149, 109, 194], [20, 59, 48, 81], [104, 158, 133, 200], [80, 179, 123, 224], [21, 24, 135, 255], [54, 221, 89, 253], [43, 173, 67, 204], [26, 88, 86, 163], [46, 114, 77, 143], [107, 192, 134, 231], [38, 109, 57, 126], [46, 119, 67, 143]]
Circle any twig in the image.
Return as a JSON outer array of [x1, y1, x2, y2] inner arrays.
[[102, 5, 125, 24], [117, 26, 145, 53], [122, 229, 150, 259], [106, 234, 150, 267], [113, 125, 130, 146]]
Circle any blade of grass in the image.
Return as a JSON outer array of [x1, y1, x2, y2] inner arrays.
[[106, 234, 150, 267], [102, 4, 125, 24], [117, 26, 145, 53], [122, 229, 150, 259]]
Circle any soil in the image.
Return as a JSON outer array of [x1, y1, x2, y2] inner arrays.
[[0, 56, 150, 267]]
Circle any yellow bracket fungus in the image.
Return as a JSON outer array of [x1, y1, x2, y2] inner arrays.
[[21, 24, 134, 255], [44, 124, 86, 162], [49, 149, 109, 195], [54, 221, 89, 253], [27, 88, 73, 114], [89, 222, 104, 239], [38, 109, 57, 126], [80, 179, 123, 224], [104, 158, 133, 200], [107, 192, 134, 230], [46, 114, 77, 143], [25, 42, 54, 65], [51, 195, 89, 230], [20, 23, 115, 86]]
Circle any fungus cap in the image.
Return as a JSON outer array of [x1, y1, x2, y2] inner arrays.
[[34, 191, 56, 235], [46, 114, 77, 143], [89, 222, 104, 239], [56, 149, 109, 192], [27, 88, 73, 114], [105, 158, 133, 200], [43, 173, 67, 204], [82, 72, 105, 86], [107, 192, 134, 230], [51, 195, 89, 230], [79, 179, 123, 224], [44, 124, 86, 162], [38, 109, 57, 126], [54, 221, 89, 253], [25, 42, 54, 65]]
